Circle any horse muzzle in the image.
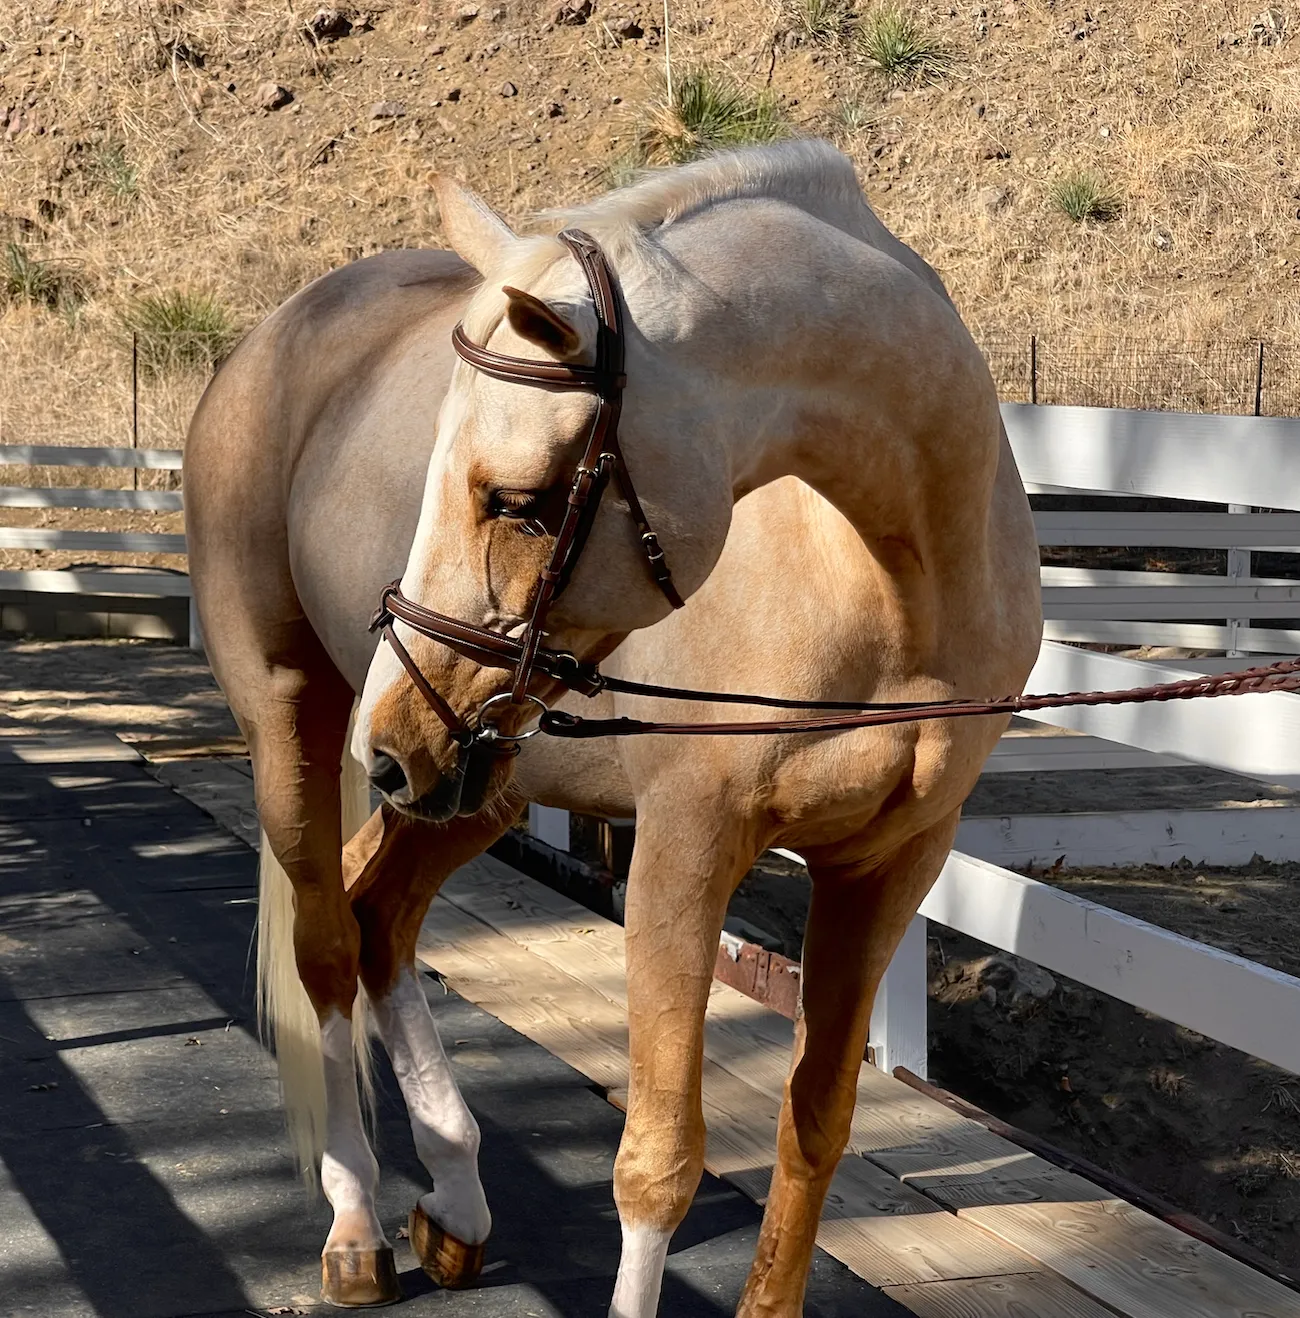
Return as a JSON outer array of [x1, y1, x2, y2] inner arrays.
[[367, 735, 518, 823]]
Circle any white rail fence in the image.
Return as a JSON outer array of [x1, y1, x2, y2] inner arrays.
[[0, 444, 197, 647], [7, 411, 1300, 1086], [533, 401, 1300, 1083]]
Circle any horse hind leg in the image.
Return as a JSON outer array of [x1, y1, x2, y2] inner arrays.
[[252, 661, 399, 1307], [736, 812, 961, 1317], [347, 802, 513, 1289]]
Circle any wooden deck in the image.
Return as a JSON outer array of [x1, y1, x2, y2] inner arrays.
[[419, 855, 1300, 1318], [143, 745, 1300, 1317]]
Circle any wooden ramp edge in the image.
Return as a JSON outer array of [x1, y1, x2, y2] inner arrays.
[[418, 855, 1300, 1318]]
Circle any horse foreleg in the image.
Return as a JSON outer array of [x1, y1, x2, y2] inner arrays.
[[609, 801, 754, 1318], [737, 813, 960, 1317], [348, 803, 513, 1289]]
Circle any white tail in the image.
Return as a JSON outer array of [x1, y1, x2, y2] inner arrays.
[[257, 701, 376, 1186]]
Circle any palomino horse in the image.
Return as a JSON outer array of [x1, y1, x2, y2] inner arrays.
[[185, 140, 1041, 1315]]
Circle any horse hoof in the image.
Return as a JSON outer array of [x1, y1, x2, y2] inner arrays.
[[409, 1202, 486, 1289], [320, 1245, 401, 1307]]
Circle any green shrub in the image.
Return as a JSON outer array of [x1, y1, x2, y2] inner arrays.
[[604, 145, 649, 190], [2, 243, 84, 311], [124, 291, 239, 374], [89, 143, 139, 201], [837, 98, 876, 135], [1049, 170, 1123, 223], [859, 7, 953, 84], [644, 66, 788, 164], [789, 0, 858, 47]]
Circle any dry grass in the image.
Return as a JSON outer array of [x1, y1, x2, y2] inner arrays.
[[1, 0, 1300, 463]]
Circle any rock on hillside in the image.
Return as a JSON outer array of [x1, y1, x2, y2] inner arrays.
[[2, 0, 1300, 448]]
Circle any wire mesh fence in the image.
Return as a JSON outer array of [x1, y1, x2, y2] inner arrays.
[[980, 334, 1300, 417], [4, 331, 1300, 458]]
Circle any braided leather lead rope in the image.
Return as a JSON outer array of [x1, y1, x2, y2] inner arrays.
[[537, 657, 1300, 739]]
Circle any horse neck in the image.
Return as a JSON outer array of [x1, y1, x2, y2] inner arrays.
[[655, 239, 1001, 562]]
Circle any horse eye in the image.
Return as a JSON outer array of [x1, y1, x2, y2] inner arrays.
[[489, 489, 538, 518]]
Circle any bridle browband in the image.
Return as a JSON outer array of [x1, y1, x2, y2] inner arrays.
[[372, 231, 1300, 750]]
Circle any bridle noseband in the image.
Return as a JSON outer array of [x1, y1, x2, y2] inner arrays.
[[370, 228, 683, 751], [370, 230, 1300, 754]]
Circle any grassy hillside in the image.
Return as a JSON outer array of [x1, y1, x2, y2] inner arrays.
[[2, 0, 1299, 450]]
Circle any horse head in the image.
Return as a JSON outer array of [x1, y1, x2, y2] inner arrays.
[[354, 176, 731, 820]]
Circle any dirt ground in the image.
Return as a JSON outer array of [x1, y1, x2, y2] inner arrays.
[[6, 636, 1300, 1273]]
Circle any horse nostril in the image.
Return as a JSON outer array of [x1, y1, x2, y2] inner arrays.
[[368, 752, 409, 798]]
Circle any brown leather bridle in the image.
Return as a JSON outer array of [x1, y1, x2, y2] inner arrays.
[[370, 228, 683, 751], [372, 230, 1300, 750]]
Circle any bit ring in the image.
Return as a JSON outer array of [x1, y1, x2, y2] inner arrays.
[[473, 692, 549, 741]]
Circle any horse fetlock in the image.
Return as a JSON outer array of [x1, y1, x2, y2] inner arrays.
[[419, 1171, 492, 1247]]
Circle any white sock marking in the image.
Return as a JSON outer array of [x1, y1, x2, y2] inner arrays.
[[609, 1223, 672, 1318], [373, 970, 491, 1244], [319, 1011, 387, 1252]]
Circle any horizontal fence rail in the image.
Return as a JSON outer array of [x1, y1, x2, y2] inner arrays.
[[0, 444, 183, 470]]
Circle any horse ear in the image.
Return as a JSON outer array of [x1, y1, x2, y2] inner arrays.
[[502, 285, 582, 358], [432, 173, 516, 273]]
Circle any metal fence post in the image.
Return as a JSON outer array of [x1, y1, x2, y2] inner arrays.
[[131, 332, 139, 492]]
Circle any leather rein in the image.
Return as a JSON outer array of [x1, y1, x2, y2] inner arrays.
[[372, 229, 1300, 746]]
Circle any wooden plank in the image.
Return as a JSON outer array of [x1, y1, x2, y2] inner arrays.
[[1002, 402, 1300, 510], [884, 1273, 1121, 1318], [425, 860, 1300, 1311], [1034, 510, 1300, 550], [1041, 619, 1300, 652], [958, 1196, 1300, 1318], [924, 851, 1300, 1077], [420, 895, 630, 1091], [438, 859, 1029, 1165], [418, 878, 1040, 1290], [1024, 640, 1300, 790], [0, 486, 185, 511], [955, 804, 1300, 868], [0, 444, 183, 470], [815, 1155, 1040, 1289], [916, 1169, 1113, 1214], [0, 733, 142, 765], [0, 527, 188, 554], [0, 569, 192, 596], [983, 734, 1184, 773]]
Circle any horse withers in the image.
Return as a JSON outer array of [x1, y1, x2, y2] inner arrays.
[[184, 140, 1041, 1315]]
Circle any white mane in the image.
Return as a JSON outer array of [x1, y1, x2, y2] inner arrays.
[[553, 139, 869, 245], [462, 140, 876, 339]]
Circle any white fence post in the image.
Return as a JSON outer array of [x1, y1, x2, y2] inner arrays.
[[528, 804, 571, 852], [187, 596, 203, 652], [1227, 503, 1251, 657], [867, 914, 928, 1079]]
